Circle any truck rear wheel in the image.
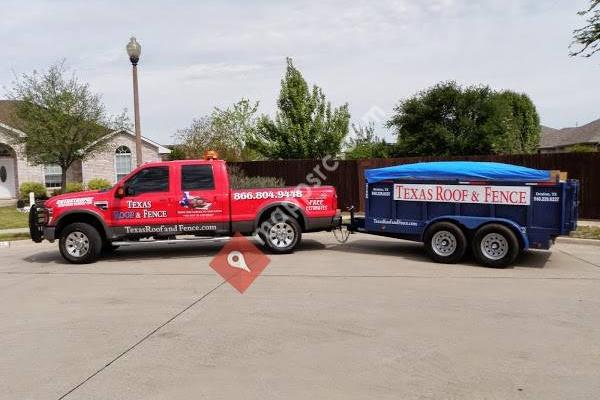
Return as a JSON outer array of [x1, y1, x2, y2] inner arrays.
[[472, 224, 520, 268], [424, 222, 467, 264], [59, 223, 102, 264], [260, 217, 302, 254]]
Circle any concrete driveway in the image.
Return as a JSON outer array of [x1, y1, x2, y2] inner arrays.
[[1, 233, 600, 400]]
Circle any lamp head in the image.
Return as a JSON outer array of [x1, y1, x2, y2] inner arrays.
[[126, 37, 141, 65]]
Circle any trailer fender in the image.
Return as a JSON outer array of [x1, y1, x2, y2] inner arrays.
[[424, 216, 529, 250]]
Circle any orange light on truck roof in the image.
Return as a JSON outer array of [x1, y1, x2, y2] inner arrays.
[[204, 150, 219, 160]]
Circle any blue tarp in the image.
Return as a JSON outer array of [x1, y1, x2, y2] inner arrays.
[[365, 161, 551, 183]]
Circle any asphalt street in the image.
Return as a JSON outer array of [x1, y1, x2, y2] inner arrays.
[[1, 232, 599, 400]]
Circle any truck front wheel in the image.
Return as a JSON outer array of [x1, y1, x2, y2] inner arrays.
[[59, 223, 102, 264], [472, 224, 520, 268], [260, 217, 302, 254], [424, 222, 467, 264]]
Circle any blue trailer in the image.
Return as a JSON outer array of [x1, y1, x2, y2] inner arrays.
[[345, 161, 579, 267]]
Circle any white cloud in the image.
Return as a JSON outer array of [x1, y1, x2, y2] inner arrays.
[[0, 0, 598, 144], [182, 63, 264, 80]]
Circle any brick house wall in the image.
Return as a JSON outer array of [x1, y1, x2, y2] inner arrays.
[[0, 128, 88, 194], [81, 132, 164, 185], [1, 128, 44, 184], [0, 126, 167, 198]]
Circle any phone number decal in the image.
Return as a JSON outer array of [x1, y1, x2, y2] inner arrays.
[[233, 190, 303, 201]]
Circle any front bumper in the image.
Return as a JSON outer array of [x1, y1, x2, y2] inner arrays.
[[43, 226, 56, 242], [29, 204, 51, 243]]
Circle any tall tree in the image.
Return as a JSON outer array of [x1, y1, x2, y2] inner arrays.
[[488, 91, 540, 154], [387, 81, 540, 156], [174, 98, 259, 161], [247, 58, 350, 159], [570, 0, 600, 57], [212, 98, 261, 161], [344, 122, 392, 160], [6, 62, 127, 188]]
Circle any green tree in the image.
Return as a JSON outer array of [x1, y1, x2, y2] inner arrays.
[[174, 98, 259, 161], [344, 122, 392, 159], [247, 58, 350, 159], [6, 62, 127, 188], [488, 91, 541, 154], [387, 81, 540, 156], [570, 0, 600, 57], [167, 145, 188, 160], [212, 98, 261, 161]]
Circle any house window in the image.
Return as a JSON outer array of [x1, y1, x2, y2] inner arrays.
[[0, 144, 13, 157], [44, 165, 62, 188], [115, 146, 132, 182]]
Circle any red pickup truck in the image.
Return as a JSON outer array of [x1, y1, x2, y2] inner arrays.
[[29, 158, 340, 263]]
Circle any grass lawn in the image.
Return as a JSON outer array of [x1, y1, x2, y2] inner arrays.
[[570, 225, 600, 240], [0, 207, 29, 229]]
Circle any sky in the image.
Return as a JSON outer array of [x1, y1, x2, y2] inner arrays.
[[1, 0, 598, 144]]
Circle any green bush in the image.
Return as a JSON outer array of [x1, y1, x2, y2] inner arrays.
[[228, 165, 285, 189], [19, 182, 47, 200], [64, 182, 84, 193], [87, 178, 112, 191]]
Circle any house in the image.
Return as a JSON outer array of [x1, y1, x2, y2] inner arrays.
[[539, 119, 600, 153], [0, 100, 170, 200]]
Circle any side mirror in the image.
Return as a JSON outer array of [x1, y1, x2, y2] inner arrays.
[[115, 186, 125, 198]]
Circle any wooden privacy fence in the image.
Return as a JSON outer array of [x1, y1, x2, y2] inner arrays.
[[229, 159, 359, 210], [231, 152, 600, 219]]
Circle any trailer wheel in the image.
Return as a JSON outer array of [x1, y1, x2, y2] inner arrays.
[[59, 223, 102, 264], [472, 224, 520, 268], [260, 216, 302, 254], [424, 222, 467, 264]]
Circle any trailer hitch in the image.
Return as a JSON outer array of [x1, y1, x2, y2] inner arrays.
[[332, 206, 355, 244]]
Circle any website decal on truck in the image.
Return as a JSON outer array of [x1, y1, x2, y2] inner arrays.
[[393, 184, 531, 206], [118, 224, 218, 235]]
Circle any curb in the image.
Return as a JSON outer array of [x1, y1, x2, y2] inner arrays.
[[0, 229, 29, 235], [0, 238, 39, 249], [556, 237, 600, 247]]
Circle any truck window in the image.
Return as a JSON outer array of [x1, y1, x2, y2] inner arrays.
[[181, 165, 214, 190], [127, 166, 169, 194]]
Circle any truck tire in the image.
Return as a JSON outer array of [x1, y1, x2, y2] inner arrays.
[[260, 216, 302, 254], [424, 222, 467, 264], [472, 224, 520, 268], [59, 223, 102, 264]]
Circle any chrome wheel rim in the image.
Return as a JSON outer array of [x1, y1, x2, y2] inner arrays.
[[268, 222, 295, 248], [480, 233, 508, 260], [431, 230, 457, 256], [65, 231, 90, 258]]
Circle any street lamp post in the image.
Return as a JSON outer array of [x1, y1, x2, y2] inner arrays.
[[126, 37, 143, 166]]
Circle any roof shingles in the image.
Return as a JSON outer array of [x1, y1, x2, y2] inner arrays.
[[540, 119, 600, 149]]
